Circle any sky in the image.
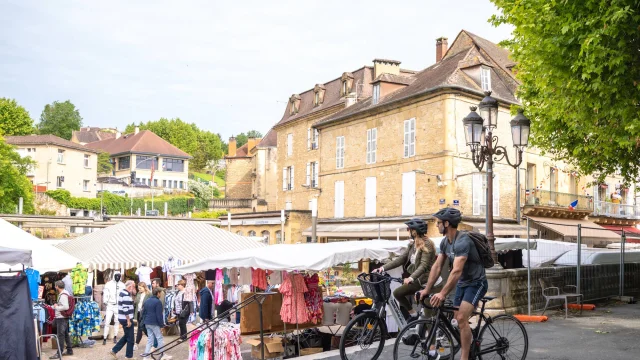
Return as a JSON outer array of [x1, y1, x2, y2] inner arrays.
[[0, 0, 512, 141]]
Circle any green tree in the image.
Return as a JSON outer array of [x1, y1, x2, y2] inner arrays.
[[490, 0, 640, 182], [191, 130, 224, 171], [97, 151, 113, 175], [0, 98, 34, 136], [235, 130, 263, 148], [37, 100, 83, 140], [0, 137, 35, 213]]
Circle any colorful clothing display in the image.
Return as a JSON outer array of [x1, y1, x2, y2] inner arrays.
[[304, 274, 323, 324], [188, 329, 202, 360], [215, 269, 224, 305], [228, 268, 238, 284], [184, 273, 197, 302], [223, 269, 230, 285], [251, 269, 268, 290], [213, 324, 242, 360], [69, 299, 100, 336], [70, 264, 88, 295], [238, 268, 252, 285], [269, 270, 283, 285], [25, 268, 40, 300], [280, 273, 309, 324], [163, 257, 182, 287]]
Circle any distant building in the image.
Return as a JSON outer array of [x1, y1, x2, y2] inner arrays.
[[85, 127, 192, 191], [71, 127, 118, 145], [5, 134, 99, 198]]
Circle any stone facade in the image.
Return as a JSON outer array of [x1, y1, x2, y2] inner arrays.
[[223, 210, 312, 244], [225, 157, 253, 199]]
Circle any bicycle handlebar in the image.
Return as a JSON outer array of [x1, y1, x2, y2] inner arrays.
[[358, 272, 403, 283]]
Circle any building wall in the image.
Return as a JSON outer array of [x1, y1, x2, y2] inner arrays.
[[225, 157, 253, 199], [17, 144, 98, 198], [253, 147, 279, 211], [226, 211, 312, 244], [111, 154, 190, 190]]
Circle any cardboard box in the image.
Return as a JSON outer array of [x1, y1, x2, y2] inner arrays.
[[246, 337, 284, 359], [300, 348, 324, 356]]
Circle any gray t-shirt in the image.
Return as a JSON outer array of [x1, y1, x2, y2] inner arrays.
[[440, 232, 486, 287]]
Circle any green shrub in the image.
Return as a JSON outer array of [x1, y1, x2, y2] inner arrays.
[[192, 210, 227, 219]]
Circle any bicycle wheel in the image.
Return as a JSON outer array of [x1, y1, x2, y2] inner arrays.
[[339, 312, 387, 360], [394, 319, 454, 360], [477, 314, 528, 360]]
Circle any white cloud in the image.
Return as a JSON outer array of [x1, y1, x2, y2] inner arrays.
[[0, 0, 512, 139]]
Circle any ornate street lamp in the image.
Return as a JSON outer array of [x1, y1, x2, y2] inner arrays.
[[462, 91, 531, 266]]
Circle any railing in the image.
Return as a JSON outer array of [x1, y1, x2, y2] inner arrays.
[[522, 189, 594, 211], [208, 198, 251, 209], [593, 201, 640, 218]]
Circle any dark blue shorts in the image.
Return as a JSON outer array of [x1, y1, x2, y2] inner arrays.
[[454, 279, 488, 307]]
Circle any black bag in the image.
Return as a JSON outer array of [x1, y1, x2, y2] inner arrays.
[[464, 231, 495, 268], [179, 302, 191, 319]]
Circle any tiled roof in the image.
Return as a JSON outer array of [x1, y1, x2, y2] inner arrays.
[[4, 134, 100, 153], [314, 30, 519, 128], [372, 73, 416, 85], [257, 128, 277, 148], [235, 143, 249, 157], [72, 128, 116, 144], [85, 130, 192, 158]]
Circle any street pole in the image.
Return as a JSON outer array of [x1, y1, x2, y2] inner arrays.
[[485, 129, 498, 266], [526, 217, 531, 316], [311, 200, 317, 243], [281, 210, 285, 244], [620, 229, 626, 297], [227, 212, 231, 232], [516, 167, 521, 223], [577, 224, 582, 295]]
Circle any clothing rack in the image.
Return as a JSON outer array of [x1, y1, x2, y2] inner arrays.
[[70, 295, 93, 348]]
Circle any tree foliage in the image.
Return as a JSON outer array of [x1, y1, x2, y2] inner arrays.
[[235, 130, 263, 148], [97, 151, 113, 175], [37, 100, 83, 140], [0, 98, 34, 136], [490, 0, 640, 182], [0, 137, 35, 213], [125, 118, 223, 171]]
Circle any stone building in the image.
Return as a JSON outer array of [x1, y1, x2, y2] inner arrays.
[[273, 30, 634, 243]]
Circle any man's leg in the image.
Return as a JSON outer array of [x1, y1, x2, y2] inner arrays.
[[104, 306, 114, 339], [124, 322, 135, 358], [112, 322, 128, 354], [455, 301, 475, 360], [55, 318, 65, 355], [144, 325, 157, 355], [63, 319, 72, 354]]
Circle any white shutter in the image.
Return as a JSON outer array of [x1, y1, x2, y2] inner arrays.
[[402, 172, 416, 216], [290, 165, 294, 190], [365, 177, 377, 217], [410, 119, 416, 156], [372, 128, 377, 163], [335, 181, 345, 218], [287, 133, 293, 156], [307, 128, 311, 150], [314, 161, 319, 188], [493, 173, 500, 217], [314, 129, 319, 149], [306, 163, 310, 186], [473, 173, 482, 215], [285, 201, 292, 210], [366, 129, 371, 164], [283, 168, 288, 191], [404, 120, 409, 157]]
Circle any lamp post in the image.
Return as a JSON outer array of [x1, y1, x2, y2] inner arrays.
[[462, 91, 531, 266]]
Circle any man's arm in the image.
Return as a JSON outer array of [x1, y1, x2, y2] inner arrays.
[[440, 256, 467, 296], [380, 251, 408, 272], [56, 294, 69, 311], [422, 254, 445, 295]]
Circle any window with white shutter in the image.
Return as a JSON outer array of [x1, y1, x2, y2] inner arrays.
[[290, 165, 294, 190], [336, 136, 345, 169], [287, 133, 293, 156], [404, 118, 416, 157], [372, 84, 380, 105], [312, 129, 319, 150], [283, 168, 287, 191], [365, 177, 377, 217], [366, 128, 377, 164], [335, 181, 345, 218], [313, 162, 319, 188], [401, 172, 416, 216], [481, 66, 491, 91], [307, 128, 311, 150]]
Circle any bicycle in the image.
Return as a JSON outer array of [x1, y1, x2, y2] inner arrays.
[[339, 272, 435, 360], [394, 294, 528, 360]]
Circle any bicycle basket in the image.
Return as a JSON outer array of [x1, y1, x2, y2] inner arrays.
[[358, 273, 392, 303]]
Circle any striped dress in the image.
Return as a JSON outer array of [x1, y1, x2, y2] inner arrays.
[[117, 290, 134, 322]]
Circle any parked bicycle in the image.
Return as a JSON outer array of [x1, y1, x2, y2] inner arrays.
[[394, 294, 528, 360], [339, 272, 444, 360]]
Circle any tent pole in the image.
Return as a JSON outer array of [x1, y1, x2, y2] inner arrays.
[[577, 224, 582, 296], [527, 217, 531, 316], [620, 229, 625, 297]]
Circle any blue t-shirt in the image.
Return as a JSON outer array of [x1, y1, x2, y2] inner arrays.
[[25, 268, 40, 300]]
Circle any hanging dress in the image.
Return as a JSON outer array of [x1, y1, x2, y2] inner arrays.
[[215, 269, 224, 305], [280, 273, 309, 324]]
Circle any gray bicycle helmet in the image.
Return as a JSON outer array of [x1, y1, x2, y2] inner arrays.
[[433, 207, 462, 227], [404, 217, 428, 236]]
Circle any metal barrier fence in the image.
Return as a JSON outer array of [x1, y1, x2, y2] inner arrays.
[[523, 218, 634, 314]]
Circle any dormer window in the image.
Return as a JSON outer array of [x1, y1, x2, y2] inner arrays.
[[290, 102, 296, 114], [289, 94, 300, 115], [314, 92, 320, 106], [372, 84, 380, 105], [313, 84, 326, 107], [342, 80, 348, 95], [341, 72, 354, 96], [481, 66, 491, 91]]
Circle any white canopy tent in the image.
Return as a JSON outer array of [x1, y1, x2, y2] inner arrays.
[[0, 219, 82, 272], [173, 240, 411, 274], [0, 246, 33, 268], [553, 248, 640, 265], [57, 220, 265, 271]]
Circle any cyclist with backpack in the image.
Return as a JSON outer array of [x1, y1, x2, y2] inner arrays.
[[420, 207, 488, 360], [51, 280, 74, 358]]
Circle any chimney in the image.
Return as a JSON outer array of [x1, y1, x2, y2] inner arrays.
[[116, 131, 122, 139], [247, 137, 259, 152], [134, 126, 140, 135], [228, 136, 237, 157], [372, 58, 401, 79], [436, 37, 448, 62]]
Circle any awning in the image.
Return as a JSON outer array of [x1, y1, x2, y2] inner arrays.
[[0, 246, 33, 268], [56, 220, 265, 271], [599, 225, 640, 238], [526, 216, 620, 240], [302, 222, 409, 238], [494, 238, 537, 252], [462, 222, 537, 237]]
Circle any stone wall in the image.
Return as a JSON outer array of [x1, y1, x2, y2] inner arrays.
[[225, 157, 253, 199], [34, 192, 68, 216], [486, 263, 640, 314]]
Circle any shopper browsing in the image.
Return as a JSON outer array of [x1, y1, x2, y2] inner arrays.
[[50, 281, 73, 359], [199, 280, 215, 322], [134, 282, 151, 350], [109, 280, 136, 359], [141, 287, 167, 359]]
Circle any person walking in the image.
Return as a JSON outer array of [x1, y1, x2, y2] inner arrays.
[[109, 280, 136, 359], [151, 278, 165, 311], [173, 280, 190, 340], [103, 272, 125, 345], [199, 280, 214, 322], [134, 282, 151, 350], [50, 281, 73, 359], [141, 287, 168, 359]]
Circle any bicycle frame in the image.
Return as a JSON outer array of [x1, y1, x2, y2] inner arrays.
[[425, 301, 509, 358]]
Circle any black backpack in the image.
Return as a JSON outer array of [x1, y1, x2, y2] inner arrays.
[[463, 231, 495, 268]]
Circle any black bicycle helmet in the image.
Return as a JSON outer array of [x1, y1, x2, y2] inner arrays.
[[433, 207, 462, 227], [404, 217, 428, 236]]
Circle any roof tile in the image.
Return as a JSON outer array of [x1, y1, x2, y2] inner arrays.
[[4, 134, 100, 153], [85, 130, 191, 158]]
